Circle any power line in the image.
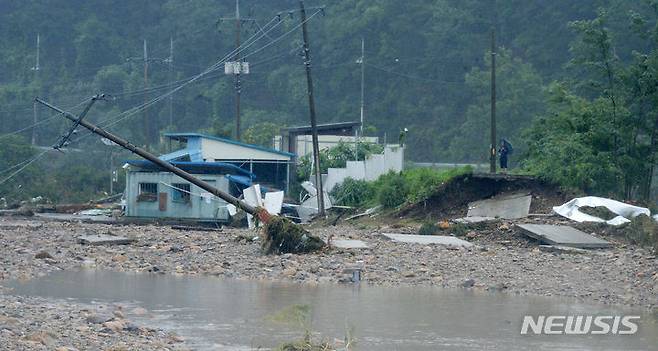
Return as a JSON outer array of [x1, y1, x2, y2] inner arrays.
[[0, 149, 50, 186], [0, 98, 92, 140]]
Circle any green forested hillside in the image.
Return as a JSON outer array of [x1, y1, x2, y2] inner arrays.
[[0, 0, 657, 201]]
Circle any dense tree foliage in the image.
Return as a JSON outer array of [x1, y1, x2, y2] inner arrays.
[[0, 0, 656, 201], [523, 3, 658, 200]]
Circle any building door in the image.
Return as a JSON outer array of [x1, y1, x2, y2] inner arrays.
[[198, 179, 217, 219], [158, 192, 167, 211]]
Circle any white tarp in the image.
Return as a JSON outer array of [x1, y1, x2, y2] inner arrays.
[[552, 196, 651, 226]]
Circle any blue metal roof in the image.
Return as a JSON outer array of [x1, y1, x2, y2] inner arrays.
[[164, 132, 295, 158], [126, 160, 255, 178]]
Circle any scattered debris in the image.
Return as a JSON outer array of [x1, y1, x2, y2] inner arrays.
[[331, 239, 369, 249], [76, 208, 113, 216], [517, 224, 611, 249], [345, 205, 381, 221], [261, 216, 325, 254], [553, 196, 650, 226], [467, 192, 532, 219], [537, 245, 589, 255], [0, 207, 34, 217], [454, 216, 498, 224], [379, 233, 473, 248], [78, 233, 135, 246], [90, 193, 123, 204], [170, 225, 222, 232], [242, 185, 284, 229]]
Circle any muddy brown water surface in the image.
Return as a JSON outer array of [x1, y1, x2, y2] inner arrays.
[[5, 270, 658, 351]]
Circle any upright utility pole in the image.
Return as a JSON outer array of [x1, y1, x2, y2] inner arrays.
[[31, 33, 40, 145], [143, 39, 150, 147], [220, 0, 253, 141], [489, 29, 497, 174], [299, 0, 325, 216], [168, 36, 174, 128], [234, 0, 242, 140], [359, 37, 365, 136]]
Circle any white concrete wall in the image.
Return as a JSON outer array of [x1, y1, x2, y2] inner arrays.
[[324, 145, 404, 192]]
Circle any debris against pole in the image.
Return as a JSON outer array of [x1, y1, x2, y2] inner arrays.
[[36, 97, 325, 254]]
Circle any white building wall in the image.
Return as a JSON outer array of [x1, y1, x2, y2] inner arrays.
[[274, 135, 379, 158], [324, 145, 404, 192], [201, 138, 291, 161]]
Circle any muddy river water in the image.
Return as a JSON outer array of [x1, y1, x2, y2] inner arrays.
[[6, 270, 658, 350]]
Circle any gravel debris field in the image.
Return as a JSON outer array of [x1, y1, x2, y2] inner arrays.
[[0, 216, 657, 350]]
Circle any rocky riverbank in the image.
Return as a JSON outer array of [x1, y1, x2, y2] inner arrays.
[[0, 216, 657, 349], [0, 293, 188, 351]]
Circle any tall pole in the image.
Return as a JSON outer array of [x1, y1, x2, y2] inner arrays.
[[32, 33, 40, 146], [168, 36, 174, 129], [234, 0, 242, 141], [300, 0, 325, 216], [489, 29, 497, 174], [143, 39, 150, 147], [359, 37, 365, 137]]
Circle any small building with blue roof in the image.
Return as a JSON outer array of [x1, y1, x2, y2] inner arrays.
[[123, 133, 294, 222]]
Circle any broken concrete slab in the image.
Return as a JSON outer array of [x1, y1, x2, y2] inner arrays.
[[331, 239, 369, 249], [380, 233, 473, 248], [78, 233, 135, 246], [517, 224, 611, 249], [467, 193, 532, 219]]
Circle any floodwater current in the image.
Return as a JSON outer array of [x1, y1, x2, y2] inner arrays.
[[5, 270, 658, 350]]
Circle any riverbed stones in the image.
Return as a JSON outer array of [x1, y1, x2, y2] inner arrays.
[[35, 250, 53, 259]]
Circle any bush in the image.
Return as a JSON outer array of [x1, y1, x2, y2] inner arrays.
[[375, 171, 408, 208], [625, 215, 658, 252], [330, 177, 374, 208], [418, 222, 439, 235]]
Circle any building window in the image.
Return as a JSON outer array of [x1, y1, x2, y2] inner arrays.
[[172, 183, 191, 203], [137, 182, 158, 202]]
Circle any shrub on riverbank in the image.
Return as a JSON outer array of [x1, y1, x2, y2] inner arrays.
[[330, 166, 473, 209]]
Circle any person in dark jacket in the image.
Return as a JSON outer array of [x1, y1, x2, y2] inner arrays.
[[498, 140, 509, 173]]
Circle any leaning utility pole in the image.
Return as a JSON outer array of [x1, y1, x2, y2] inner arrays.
[[299, 0, 325, 216], [31, 33, 40, 145], [36, 97, 271, 222], [489, 28, 497, 174]]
